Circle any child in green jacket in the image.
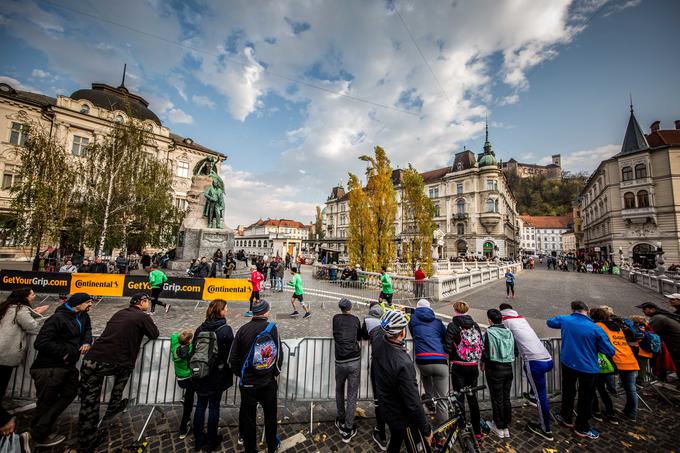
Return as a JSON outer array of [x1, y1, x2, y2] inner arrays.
[[170, 330, 193, 438]]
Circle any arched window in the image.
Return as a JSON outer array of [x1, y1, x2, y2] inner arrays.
[[248, 240, 252, 247], [485, 198, 495, 212], [637, 190, 650, 207], [622, 166, 633, 181], [456, 199, 465, 214], [263, 240, 268, 248], [457, 223, 464, 235], [624, 192, 636, 209], [257, 240, 262, 248], [635, 164, 647, 179], [434, 204, 440, 217]]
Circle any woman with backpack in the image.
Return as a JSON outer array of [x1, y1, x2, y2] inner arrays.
[[191, 299, 234, 452], [444, 300, 484, 444]]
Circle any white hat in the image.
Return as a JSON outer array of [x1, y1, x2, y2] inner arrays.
[[416, 299, 431, 309], [664, 293, 680, 299]]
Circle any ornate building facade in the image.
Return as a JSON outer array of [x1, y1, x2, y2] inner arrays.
[[581, 107, 680, 268], [235, 219, 309, 258], [322, 127, 518, 263], [0, 76, 224, 258]]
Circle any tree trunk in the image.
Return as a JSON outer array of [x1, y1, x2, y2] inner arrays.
[[97, 161, 116, 257]]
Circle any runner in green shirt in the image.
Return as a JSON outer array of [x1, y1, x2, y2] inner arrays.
[[148, 263, 170, 313], [288, 266, 311, 319], [379, 266, 394, 308]]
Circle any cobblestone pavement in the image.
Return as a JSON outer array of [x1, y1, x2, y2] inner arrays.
[[11, 384, 680, 452]]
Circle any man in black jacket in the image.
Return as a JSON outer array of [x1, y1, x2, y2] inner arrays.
[[77, 293, 159, 453], [228, 300, 283, 453], [372, 309, 432, 452], [26, 293, 93, 448], [332, 298, 365, 442]]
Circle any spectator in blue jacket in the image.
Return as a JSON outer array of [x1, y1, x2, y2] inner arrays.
[[547, 300, 615, 440], [408, 299, 448, 424]]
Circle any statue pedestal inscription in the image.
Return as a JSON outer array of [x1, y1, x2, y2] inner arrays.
[[169, 158, 234, 270]]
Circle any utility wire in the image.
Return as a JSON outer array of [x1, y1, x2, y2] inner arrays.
[[393, 4, 454, 107], [37, 0, 425, 119]]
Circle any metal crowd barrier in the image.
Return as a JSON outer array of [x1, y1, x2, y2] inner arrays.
[[6, 336, 565, 408]]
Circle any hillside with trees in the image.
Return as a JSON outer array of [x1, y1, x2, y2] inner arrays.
[[506, 171, 587, 215]]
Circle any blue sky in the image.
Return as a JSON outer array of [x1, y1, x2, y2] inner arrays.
[[1, 0, 678, 227]]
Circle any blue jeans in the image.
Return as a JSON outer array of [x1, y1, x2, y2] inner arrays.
[[194, 392, 223, 447], [275, 277, 283, 291], [525, 359, 553, 432], [619, 369, 638, 419]]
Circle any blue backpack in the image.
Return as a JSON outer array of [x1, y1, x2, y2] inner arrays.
[[640, 331, 661, 354], [240, 323, 278, 384]]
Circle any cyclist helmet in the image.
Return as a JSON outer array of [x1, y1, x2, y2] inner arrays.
[[380, 309, 409, 336]]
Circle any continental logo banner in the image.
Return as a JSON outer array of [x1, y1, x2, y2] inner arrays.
[[0, 270, 71, 293], [202, 278, 251, 301], [70, 273, 125, 297], [122, 275, 205, 300]]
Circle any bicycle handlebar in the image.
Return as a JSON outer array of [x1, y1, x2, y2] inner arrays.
[[422, 385, 486, 404]]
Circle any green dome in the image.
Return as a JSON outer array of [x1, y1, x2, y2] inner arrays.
[[478, 154, 497, 167]]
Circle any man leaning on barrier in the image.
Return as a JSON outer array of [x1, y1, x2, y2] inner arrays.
[[77, 293, 159, 453]]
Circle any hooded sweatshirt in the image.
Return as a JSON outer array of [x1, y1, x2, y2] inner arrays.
[[483, 324, 514, 364], [32, 303, 92, 369], [501, 309, 551, 362], [444, 314, 483, 366], [409, 307, 447, 365], [362, 304, 384, 338]]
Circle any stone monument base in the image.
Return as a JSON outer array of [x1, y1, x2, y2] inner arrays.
[[169, 227, 235, 270]]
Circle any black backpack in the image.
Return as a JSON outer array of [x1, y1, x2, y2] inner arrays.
[[190, 325, 227, 379]]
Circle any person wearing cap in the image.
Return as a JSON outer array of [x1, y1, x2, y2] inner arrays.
[[665, 293, 680, 315], [77, 293, 159, 453], [372, 309, 433, 452], [24, 293, 93, 449], [228, 300, 283, 453], [638, 301, 680, 383], [332, 298, 365, 442], [408, 298, 448, 425], [547, 301, 615, 440]]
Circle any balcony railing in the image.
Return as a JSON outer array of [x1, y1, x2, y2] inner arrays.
[[453, 212, 469, 220], [621, 206, 656, 224]]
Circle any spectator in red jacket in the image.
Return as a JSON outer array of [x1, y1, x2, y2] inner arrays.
[[414, 265, 426, 299], [245, 266, 265, 318]]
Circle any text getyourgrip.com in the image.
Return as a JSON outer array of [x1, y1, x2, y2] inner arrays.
[[126, 281, 202, 293], [1, 275, 68, 287]]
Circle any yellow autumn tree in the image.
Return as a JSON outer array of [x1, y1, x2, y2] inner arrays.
[[401, 165, 436, 276], [360, 146, 397, 270], [347, 173, 376, 270]]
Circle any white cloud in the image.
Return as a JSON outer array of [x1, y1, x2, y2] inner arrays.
[[31, 69, 50, 78], [147, 95, 194, 124], [192, 95, 216, 109], [166, 108, 193, 124], [539, 143, 620, 173], [0, 75, 43, 94], [168, 73, 187, 100]]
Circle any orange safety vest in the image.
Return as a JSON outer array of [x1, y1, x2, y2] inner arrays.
[[597, 322, 640, 371]]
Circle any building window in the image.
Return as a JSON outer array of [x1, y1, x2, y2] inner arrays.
[[71, 135, 89, 156], [340, 214, 346, 225], [2, 164, 20, 190], [486, 179, 497, 191], [456, 200, 465, 214], [263, 240, 268, 247], [177, 161, 189, 178], [434, 204, 440, 217], [457, 223, 464, 235], [622, 166, 633, 181], [485, 198, 495, 212], [624, 192, 636, 209], [9, 122, 27, 146], [428, 187, 439, 198], [115, 114, 124, 123], [174, 198, 188, 211], [456, 183, 463, 195], [80, 104, 90, 114], [637, 190, 650, 207], [635, 164, 647, 179]]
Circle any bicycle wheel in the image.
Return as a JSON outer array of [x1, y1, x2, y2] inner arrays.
[[458, 432, 478, 453]]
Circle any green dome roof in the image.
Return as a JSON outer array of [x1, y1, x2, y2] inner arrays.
[[478, 153, 497, 167]]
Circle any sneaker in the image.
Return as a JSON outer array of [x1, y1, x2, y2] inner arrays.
[[554, 412, 575, 429], [527, 422, 554, 441], [574, 427, 600, 439], [341, 426, 357, 443], [19, 432, 32, 453], [290, 311, 300, 318], [372, 427, 387, 451], [522, 392, 538, 407], [103, 398, 129, 420], [303, 311, 312, 319], [179, 425, 190, 440], [34, 433, 66, 448], [474, 434, 483, 446], [237, 435, 243, 445], [334, 417, 347, 433], [503, 428, 510, 438], [244, 311, 253, 317], [592, 412, 603, 422], [487, 421, 503, 439], [165, 304, 171, 313], [603, 414, 619, 425]]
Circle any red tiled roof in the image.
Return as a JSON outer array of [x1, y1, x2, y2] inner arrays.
[[248, 218, 306, 229], [518, 214, 572, 229], [420, 166, 450, 183], [646, 130, 680, 148]]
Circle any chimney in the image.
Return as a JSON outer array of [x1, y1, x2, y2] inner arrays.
[[650, 121, 660, 132], [675, 120, 680, 130]]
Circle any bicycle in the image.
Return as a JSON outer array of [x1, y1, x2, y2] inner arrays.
[[422, 384, 486, 453]]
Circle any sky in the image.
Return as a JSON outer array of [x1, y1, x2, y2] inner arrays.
[[1, 0, 678, 228]]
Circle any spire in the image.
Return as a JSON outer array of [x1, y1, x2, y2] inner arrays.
[[483, 115, 493, 154], [620, 99, 649, 155], [120, 64, 127, 88]]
